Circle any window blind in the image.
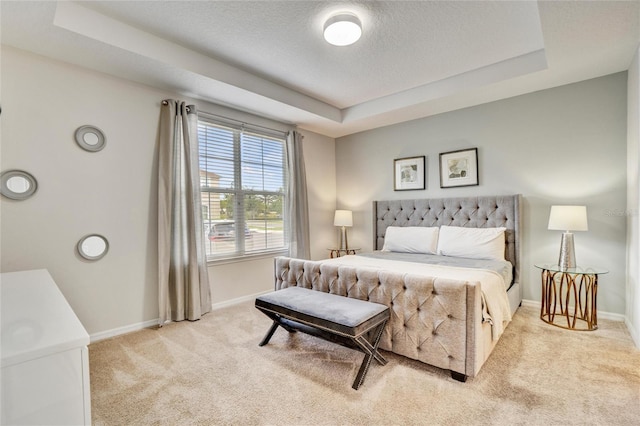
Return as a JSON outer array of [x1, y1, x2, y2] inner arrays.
[[198, 116, 287, 259]]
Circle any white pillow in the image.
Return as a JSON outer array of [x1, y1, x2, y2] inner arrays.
[[382, 226, 439, 254], [436, 225, 506, 261]]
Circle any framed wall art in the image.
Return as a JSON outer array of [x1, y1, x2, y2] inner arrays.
[[394, 155, 425, 191], [439, 148, 478, 188]]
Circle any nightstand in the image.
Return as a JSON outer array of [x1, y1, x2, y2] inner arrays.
[[328, 248, 360, 258], [534, 263, 608, 331]]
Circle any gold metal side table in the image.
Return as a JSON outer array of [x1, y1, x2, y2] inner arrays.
[[535, 264, 608, 331], [328, 248, 360, 258]]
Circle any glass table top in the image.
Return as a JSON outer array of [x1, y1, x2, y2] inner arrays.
[[534, 263, 609, 275]]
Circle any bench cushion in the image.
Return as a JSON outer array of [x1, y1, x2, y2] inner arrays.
[[256, 287, 389, 337]]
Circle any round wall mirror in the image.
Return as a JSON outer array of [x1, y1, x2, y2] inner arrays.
[[75, 125, 106, 152], [0, 170, 38, 200], [77, 234, 109, 261]]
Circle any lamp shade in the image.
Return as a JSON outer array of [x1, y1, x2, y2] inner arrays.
[[548, 205, 588, 231], [334, 210, 353, 227], [323, 13, 362, 46]]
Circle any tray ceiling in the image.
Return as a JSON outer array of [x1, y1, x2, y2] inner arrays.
[[1, 1, 638, 137]]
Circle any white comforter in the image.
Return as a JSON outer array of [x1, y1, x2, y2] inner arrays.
[[323, 255, 512, 340]]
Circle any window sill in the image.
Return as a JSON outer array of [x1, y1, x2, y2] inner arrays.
[[206, 249, 288, 266]]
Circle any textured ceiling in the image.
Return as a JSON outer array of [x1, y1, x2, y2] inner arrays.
[[1, 1, 639, 138], [85, 0, 545, 107]]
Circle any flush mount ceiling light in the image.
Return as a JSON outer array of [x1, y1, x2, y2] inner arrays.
[[323, 13, 362, 46]]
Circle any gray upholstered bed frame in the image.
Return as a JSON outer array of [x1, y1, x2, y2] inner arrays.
[[373, 195, 522, 314], [274, 194, 522, 381]]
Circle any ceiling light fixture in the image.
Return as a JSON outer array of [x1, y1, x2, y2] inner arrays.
[[323, 13, 362, 46]]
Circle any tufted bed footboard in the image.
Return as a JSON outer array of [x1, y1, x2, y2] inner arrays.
[[274, 256, 499, 380]]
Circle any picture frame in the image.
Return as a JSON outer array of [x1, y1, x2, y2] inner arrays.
[[439, 148, 478, 188], [394, 155, 426, 191]]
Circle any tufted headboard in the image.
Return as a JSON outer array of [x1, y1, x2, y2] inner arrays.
[[373, 195, 522, 283]]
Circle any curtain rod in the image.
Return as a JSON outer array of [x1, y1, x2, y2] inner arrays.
[[198, 110, 289, 136], [161, 99, 194, 113], [161, 100, 292, 136]]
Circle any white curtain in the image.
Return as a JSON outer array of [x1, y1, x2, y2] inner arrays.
[[158, 100, 211, 324], [285, 130, 311, 259]]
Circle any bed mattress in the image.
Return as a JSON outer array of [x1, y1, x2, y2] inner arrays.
[[357, 251, 514, 291]]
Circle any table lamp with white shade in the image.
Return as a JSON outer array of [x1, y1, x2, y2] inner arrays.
[[334, 210, 353, 250], [548, 205, 588, 270]]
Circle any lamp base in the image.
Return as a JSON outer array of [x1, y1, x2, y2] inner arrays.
[[338, 226, 349, 250], [558, 232, 576, 270]]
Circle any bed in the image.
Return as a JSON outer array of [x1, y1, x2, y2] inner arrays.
[[274, 195, 522, 381]]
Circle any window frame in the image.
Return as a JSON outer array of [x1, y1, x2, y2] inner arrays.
[[197, 115, 289, 262]]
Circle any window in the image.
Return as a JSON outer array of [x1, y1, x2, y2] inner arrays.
[[198, 116, 288, 259]]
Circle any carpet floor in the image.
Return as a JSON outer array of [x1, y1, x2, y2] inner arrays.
[[89, 303, 640, 425]]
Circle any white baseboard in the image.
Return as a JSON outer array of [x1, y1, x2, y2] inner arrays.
[[520, 299, 539, 309], [90, 318, 159, 343], [520, 299, 626, 322], [211, 290, 272, 311], [89, 290, 273, 343]]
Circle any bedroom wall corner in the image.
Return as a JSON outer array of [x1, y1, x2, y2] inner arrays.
[[298, 129, 337, 261], [626, 46, 640, 348]]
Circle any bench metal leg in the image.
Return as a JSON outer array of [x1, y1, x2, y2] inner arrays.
[[258, 312, 298, 347], [451, 371, 468, 382], [259, 321, 280, 346], [351, 320, 387, 390], [356, 335, 387, 366]]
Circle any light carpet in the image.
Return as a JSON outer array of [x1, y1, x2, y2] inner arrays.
[[89, 303, 640, 425]]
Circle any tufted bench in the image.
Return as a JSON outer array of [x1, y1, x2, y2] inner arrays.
[[255, 286, 390, 390]]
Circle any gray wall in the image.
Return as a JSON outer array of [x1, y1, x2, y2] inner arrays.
[[0, 47, 337, 337], [336, 73, 628, 315], [627, 47, 639, 345]]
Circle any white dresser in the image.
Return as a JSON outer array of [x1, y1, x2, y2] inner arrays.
[[1, 269, 91, 425]]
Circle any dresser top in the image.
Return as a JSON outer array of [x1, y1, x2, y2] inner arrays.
[[1, 269, 89, 367]]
